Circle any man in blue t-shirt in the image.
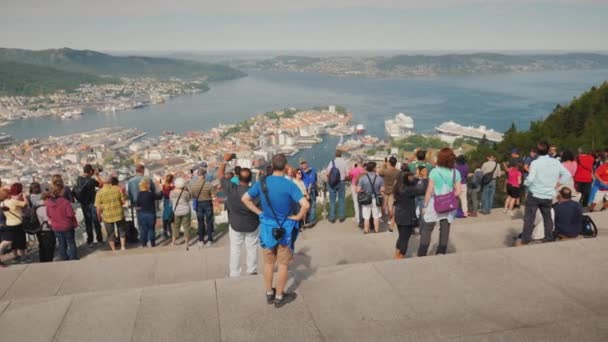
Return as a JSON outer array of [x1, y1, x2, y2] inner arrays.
[[242, 154, 310, 308]]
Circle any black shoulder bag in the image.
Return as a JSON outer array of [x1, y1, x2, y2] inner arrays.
[[260, 176, 288, 240]]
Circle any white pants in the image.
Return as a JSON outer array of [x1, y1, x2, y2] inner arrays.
[[229, 227, 259, 278], [459, 184, 468, 214], [362, 200, 381, 220], [351, 185, 360, 222]]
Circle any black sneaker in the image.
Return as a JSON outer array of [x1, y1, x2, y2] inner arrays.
[[274, 292, 297, 308], [339, 218, 346, 223], [266, 288, 276, 304]]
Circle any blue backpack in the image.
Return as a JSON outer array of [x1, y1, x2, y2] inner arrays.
[[328, 160, 341, 188]]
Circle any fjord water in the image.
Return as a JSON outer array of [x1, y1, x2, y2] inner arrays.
[[5, 68, 608, 143]]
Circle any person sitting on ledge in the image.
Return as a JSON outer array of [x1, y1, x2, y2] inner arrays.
[[553, 187, 583, 239]]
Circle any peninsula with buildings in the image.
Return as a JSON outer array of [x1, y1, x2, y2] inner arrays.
[[0, 106, 358, 185], [0, 47, 246, 126]]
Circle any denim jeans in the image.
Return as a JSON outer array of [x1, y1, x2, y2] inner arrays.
[[328, 181, 346, 221], [55, 229, 78, 261], [81, 202, 103, 243], [196, 201, 214, 242], [307, 188, 317, 223], [138, 211, 156, 247], [481, 179, 496, 213], [521, 195, 554, 244]]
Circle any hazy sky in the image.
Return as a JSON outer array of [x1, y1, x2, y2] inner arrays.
[[1, 0, 607, 51]]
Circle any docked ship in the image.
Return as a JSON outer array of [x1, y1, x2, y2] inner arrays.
[[355, 124, 366, 135], [60, 108, 83, 119], [385, 113, 415, 138], [0, 133, 16, 145], [435, 121, 503, 143]]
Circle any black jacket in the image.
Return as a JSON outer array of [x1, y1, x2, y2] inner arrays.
[[394, 183, 426, 226]]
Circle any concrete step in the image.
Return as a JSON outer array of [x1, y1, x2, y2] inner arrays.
[[1, 211, 606, 302], [0, 237, 606, 342]]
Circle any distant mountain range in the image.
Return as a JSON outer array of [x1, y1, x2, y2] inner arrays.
[[0, 47, 246, 95], [239, 53, 608, 78]]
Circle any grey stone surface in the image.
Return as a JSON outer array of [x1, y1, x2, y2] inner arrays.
[[2, 261, 74, 300], [132, 281, 220, 342], [56, 254, 155, 296], [299, 263, 436, 342], [54, 289, 141, 342], [152, 250, 206, 286], [216, 275, 323, 342], [0, 264, 26, 298], [374, 252, 517, 338], [0, 296, 71, 342], [504, 238, 608, 315], [449, 315, 608, 342]]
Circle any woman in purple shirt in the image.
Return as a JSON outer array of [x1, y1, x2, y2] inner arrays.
[[455, 155, 469, 217]]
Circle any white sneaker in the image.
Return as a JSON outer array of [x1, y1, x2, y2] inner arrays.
[[198, 241, 205, 248], [206, 241, 214, 247]]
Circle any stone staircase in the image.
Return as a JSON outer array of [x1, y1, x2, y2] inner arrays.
[[0, 211, 607, 341]]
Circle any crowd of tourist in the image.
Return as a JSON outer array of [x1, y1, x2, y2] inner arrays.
[[0, 142, 606, 307]]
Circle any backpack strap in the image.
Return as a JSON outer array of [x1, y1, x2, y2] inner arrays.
[[260, 176, 288, 229], [366, 173, 378, 198]]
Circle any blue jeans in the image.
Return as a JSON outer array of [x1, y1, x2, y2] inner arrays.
[[328, 181, 346, 221], [196, 201, 214, 242], [138, 211, 156, 247], [55, 229, 78, 261], [307, 188, 317, 223], [481, 179, 496, 213], [81, 202, 102, 243]]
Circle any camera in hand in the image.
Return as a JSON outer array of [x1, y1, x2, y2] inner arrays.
[[272, 227, 286, 240], [231, 153, 237, 160]]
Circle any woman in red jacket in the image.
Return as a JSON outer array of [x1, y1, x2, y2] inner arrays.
[[46, 176, 79, 260]]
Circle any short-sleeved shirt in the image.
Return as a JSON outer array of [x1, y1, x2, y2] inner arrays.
[[481, 160, 501, 179], [358, 172, 385, 195], [247, 176, 303, 249], [429, 167, 461, 195], [348, 166, 365, 185], [95, 185, 125, 223], [221, 178, 259, 233], [189, 178, 214, 201], [170, 188, 192, 217], [379, 167, 399, 194], [326, 157, 348, 181], [507, 167, 522, 187]]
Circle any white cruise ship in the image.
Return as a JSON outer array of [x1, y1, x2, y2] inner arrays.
[[435, 121, 503, 143], [385, 113, 415, 138]]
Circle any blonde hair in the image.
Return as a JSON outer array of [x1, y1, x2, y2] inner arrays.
[[139, 178, 151, 192], [50, 175, 65, 198]]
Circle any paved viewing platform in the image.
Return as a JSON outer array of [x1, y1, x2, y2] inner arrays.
[[0, 210, 606, 341]]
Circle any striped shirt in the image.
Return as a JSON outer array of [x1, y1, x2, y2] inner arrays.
[[95, 185, 125, 223]]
